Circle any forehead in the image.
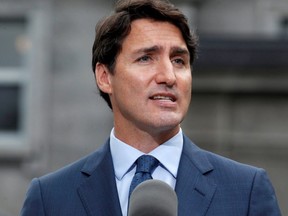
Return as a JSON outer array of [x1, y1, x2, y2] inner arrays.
[[121, 19, 187, 51]]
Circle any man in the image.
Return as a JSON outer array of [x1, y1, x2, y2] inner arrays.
[[21, 0, 281, 215]]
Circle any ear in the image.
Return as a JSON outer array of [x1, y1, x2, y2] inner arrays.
[[95, 63, 112, 94]]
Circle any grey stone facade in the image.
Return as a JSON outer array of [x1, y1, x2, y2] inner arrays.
[[0, 0, 287, 215]]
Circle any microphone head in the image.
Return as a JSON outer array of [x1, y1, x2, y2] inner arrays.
[[128, 179, 178, 216]]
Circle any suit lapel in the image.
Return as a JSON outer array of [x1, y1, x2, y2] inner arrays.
[[175, 135, 217, 216], [76, 136, 217, 216], [77, 141, 122, 216]]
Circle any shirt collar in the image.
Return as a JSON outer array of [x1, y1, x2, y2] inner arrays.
[[110, 128, 183, 180]]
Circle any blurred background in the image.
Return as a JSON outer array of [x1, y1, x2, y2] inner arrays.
[[0, 0, 287, 215]]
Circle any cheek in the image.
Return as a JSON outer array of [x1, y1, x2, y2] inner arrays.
[[113, 74, 146, 102], [180, 76, 192, 107], [180, 74, 192, 93]]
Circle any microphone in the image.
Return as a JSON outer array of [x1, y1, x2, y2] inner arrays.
[[128, 179, 178, 216]]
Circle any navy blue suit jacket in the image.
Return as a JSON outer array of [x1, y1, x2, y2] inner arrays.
[[20, 135, 281, 215]]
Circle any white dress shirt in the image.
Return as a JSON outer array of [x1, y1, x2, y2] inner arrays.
[[110, 128, 183, 216]]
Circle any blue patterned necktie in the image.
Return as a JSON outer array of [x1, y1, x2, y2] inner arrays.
[[129, 155, 159, 197]]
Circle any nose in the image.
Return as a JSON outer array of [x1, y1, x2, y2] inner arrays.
[[154, 59, 176, 87]]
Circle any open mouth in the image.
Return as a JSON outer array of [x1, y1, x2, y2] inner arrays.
[[150, 95, 176, 102]]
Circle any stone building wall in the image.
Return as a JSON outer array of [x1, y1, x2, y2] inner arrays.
[[0, 0, 287, 215]]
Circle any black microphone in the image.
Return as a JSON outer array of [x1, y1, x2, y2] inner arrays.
[[128, 179, 178, 216]]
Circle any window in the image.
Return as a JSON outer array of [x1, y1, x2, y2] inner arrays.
[[0, 12, 49, 158], [0, 85, 20, 131]]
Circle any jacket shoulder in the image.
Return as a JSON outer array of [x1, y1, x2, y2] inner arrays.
[[39, 141, 109, 188], [183, 134, 260, 181]]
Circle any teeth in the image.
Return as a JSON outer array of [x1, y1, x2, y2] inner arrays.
[[152, 96, 173, 101]]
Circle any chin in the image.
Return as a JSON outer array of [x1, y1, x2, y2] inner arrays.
[[149, 118, 182, 131]]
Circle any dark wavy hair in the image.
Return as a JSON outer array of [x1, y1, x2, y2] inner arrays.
[[92, 0, 198, 109]]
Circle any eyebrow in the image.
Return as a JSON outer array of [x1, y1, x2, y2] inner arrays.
[[170, 47, 190, 57], [132, 45, 190, 56], [132, 45, 160, 55]]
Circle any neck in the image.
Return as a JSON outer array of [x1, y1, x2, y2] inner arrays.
[[113, 123, 180, 153]]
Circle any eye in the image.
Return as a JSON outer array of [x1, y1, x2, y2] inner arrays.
[[137, 55, 152, 63], [172, 58, 185, 66]]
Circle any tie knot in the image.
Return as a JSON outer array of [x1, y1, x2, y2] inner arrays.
[[135, 155, 159, 174]]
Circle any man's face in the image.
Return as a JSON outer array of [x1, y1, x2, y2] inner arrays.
[[105, 19, 192, 136]]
